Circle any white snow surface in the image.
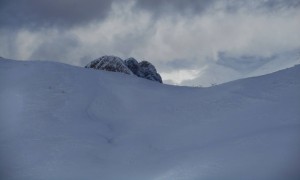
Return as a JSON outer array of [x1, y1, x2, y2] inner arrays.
[[0, 58, 300, 180], [181, 50, 300, 87]]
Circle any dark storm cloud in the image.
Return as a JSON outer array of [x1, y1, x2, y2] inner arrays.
[[135, 0, 300, 16], [1, 0, 299, 29], [0, 0, 115, 29], [262, 0, 300, 9], [1, 0, 216, 29]]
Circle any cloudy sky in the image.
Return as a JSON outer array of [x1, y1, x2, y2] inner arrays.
[[1, 0, 300, 86]]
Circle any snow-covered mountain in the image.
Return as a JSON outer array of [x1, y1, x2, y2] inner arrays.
[[0, 58, 300, 180], [181, 50, 300, 87]]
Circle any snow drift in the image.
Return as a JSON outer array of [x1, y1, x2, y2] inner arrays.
[[0, 58, 300, 180]]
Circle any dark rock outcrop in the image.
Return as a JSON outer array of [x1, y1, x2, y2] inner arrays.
[[85, 56, 162, 83], [124, 58, 162, 83], [124, 58, 140, 75], [138, 61, 162, 83], [85, 56, 133, 75]]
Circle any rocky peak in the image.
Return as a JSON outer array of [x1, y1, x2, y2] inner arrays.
[[124, 58, 140, 75], [85, 56, 163, 83], [85, 56, 133, 75], [138, 61, 162, 83]]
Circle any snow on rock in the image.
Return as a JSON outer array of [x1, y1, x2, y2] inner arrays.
[[85, 55, 133, 75], [86, 56, 163, 83], [0, 58, 300, 180]]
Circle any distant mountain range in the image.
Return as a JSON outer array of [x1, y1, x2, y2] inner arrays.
[[179, 50, 300, 87]]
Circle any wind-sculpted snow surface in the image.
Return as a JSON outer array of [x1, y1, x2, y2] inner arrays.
[[86, 56, 162, 83], [0, 58, 300, 180]]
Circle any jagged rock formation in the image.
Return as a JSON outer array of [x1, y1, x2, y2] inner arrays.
[[124, 58, 140, 75], [85, 56, 163, 83], [85, 56, 133, 75]]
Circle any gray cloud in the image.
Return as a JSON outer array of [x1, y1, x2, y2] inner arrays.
[[135, 0, 300, 17], [216, 52, 274, 72], [2, 0, 299, 30], [0, 0, 115, 29], [134, 0, 216, 17], [29, 33, 79, 62]]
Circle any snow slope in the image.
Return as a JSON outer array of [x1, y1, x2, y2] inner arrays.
[[0, 58, 300, 180], [181, 50, 300, 87]]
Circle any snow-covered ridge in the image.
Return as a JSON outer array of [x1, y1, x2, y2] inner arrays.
[[0, 59, 300, 180]]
